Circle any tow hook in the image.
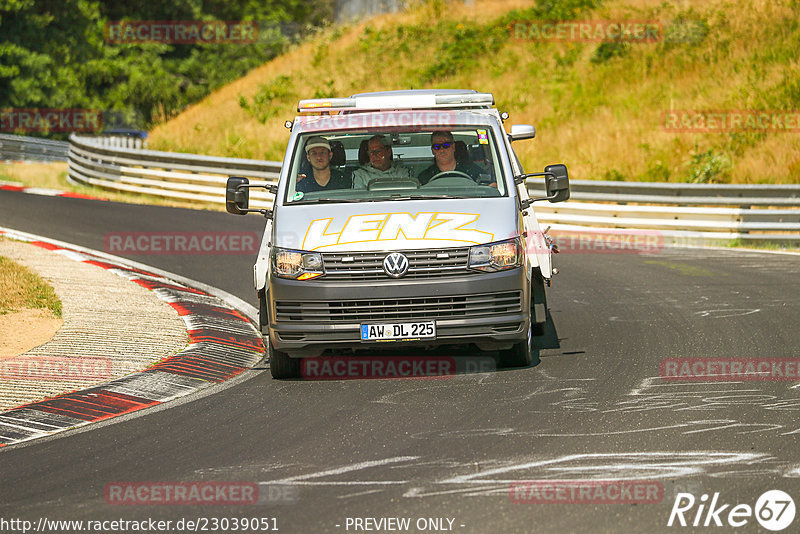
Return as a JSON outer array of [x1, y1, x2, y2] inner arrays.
[[543, 226, 559, 254], [544, 226, 560, 287]]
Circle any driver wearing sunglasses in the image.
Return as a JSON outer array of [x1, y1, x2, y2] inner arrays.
[[417, 131, 488, 186]]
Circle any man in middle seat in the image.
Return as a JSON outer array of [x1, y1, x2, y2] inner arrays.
[[352, 134, 414, 189]]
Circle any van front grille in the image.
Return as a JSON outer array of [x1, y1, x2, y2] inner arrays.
[[320, 248, 478, 281], [275, 291, 522, 323]]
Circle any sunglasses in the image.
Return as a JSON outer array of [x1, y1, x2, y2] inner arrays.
[[432, 142, 453, 150]]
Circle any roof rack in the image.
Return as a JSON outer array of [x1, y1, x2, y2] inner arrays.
[[297, 91, 494, 113]]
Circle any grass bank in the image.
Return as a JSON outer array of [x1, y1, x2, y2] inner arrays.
[[148, 0, 800, 184], [0, 252, 62, 318]]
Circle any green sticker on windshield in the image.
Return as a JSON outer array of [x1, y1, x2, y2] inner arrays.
[[477, 129, 489, 144], [292, 191, 304, 201]]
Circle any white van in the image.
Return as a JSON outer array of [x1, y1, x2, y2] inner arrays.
[[226, 90, 569, 378]]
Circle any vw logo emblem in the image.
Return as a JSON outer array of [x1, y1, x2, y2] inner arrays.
[[383, 252, 409, 278]]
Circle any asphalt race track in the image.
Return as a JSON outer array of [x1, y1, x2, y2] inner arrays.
[[1, 190, 799, 533]]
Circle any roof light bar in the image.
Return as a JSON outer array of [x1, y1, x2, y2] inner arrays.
[[297, 92, 495, 113], [434, 93, 494, 106], [297, 98, 356, 112]]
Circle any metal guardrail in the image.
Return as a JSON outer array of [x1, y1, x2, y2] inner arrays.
[[86, 135, 148, 150], [0, 134, 69, 162], [68, 134, 280, 204], [566, 179, 800, 206], [534, 180, 800, 246], [65, 135, 800, 246]]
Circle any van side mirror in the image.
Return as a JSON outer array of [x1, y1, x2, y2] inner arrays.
[[516, 164, 570, 208], [225, 177, 277, 218], [508, 124, 536, 141], [226, 176, 250, 215], [544, 164, 569, 203]]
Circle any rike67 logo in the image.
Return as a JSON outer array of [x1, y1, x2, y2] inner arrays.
[[668, 490, 795, 531]]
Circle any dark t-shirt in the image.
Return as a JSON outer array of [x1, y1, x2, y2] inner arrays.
[[296, 168, 352, 193], [417, 160, 488, 185]]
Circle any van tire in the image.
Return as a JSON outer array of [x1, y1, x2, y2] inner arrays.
[[500, 270, 545, 368], [531, 271, 548, 336], [258, 289, 269, 333], [499, 323, 533, 368], [268, 338, 300, 379], [260, 291, 301, 378]]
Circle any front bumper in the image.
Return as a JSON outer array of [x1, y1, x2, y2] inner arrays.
[[266, 267, 530, 357]]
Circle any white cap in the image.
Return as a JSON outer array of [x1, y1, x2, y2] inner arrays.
[[305, 136, 331, 153]]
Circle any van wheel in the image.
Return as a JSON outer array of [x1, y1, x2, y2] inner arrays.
[[260, 291, 300, 378], [531, 269, 548, 336], [268, 337, 300, 379], [499, 323, 533, 368], [258, 289, 269, 333]]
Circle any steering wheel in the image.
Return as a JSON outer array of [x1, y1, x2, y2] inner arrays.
[[426, 170, 476, 184]]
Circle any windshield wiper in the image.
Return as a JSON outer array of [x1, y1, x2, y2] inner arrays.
[[376, 194, 470, 201], [290, 198, 361, 204], [291, 194, 473, 204]]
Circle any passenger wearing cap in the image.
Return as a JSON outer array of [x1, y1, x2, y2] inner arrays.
[[296, 136, 351, 193]]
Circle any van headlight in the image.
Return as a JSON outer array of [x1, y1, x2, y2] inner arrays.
[[468, 238, 523, 272], [272, 248, 324, 280]]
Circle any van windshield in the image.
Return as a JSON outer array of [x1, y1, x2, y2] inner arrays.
[[284, 128, 508, 204]]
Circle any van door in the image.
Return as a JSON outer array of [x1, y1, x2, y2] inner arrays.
[[507, 143, 553, 280]]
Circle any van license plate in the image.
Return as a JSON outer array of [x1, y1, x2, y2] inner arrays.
[[360, 322, 436, 341]]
